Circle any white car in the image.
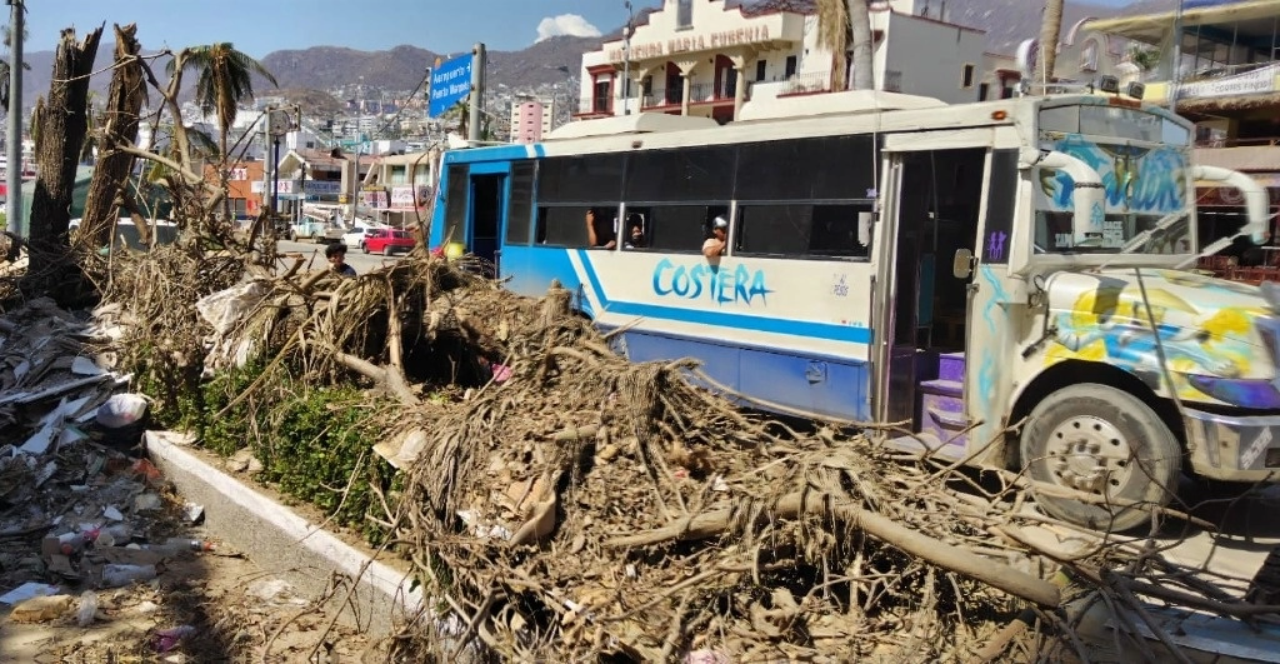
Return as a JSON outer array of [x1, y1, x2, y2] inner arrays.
[[341, 221, 388, 248]]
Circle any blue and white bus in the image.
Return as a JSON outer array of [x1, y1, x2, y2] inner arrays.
[[430, 90, 1276, 531]]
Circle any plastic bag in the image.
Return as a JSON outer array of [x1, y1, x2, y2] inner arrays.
[[95, 394, 149, 429]]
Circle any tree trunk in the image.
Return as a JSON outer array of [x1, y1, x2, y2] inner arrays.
[[24, 25, 103, 298], [1036, 0, 1064, 92], [80, 24, 144, 250], [848, 0, 874, 91]]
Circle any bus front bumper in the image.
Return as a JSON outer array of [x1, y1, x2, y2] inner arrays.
[[1185, 408, 1280, 482]]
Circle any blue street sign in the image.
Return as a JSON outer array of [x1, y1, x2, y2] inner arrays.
[[429, 53, 473, 118]]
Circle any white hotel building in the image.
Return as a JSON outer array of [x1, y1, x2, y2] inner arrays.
[[575, 0, 991, 125]]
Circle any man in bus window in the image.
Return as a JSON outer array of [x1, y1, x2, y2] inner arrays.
[[624, 214, 646, 249], [586, 209, 616, 249], [703, 215, 728, 259]]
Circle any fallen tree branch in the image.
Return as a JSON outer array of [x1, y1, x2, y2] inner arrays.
[[606, 490, 1062, 608]]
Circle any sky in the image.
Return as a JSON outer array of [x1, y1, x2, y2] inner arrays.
[[14, 0, 1143, 58], [16, 0, 627, 58]]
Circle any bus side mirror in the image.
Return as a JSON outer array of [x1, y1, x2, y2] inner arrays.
[[953, 248, 974, 279]]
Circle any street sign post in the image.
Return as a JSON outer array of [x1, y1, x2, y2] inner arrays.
[[429, 53, 473, 118]]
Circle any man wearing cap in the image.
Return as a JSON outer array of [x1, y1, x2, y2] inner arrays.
[[703, 215, 728, 259]]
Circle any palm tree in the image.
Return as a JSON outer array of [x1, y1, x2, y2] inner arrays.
[[816, 0, 874, 91], [847, 0, 873, 90], [0, 22, 31, 108], [167, 43, 277, 220], [1129, 45, 1161, 79], [168, 44, 278, 164], [1036, 0, 1065, 92]]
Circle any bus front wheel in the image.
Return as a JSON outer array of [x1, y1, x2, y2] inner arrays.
[[1019, 383, 1181, 533]]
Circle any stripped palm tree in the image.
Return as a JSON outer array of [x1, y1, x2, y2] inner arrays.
[[1037, 0, 1065, 92], [816, 0, 874, 91], [167, 43, 278, 219]]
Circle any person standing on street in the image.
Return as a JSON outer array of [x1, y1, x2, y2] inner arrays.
[[326, 243, 357, 277]]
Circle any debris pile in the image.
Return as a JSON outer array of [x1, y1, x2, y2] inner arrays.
[[0, 297, 371, 660], [93, 248, 1280, 662]]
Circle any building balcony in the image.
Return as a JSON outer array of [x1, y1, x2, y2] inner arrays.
[[573, 96, 615, 118], [642, 88, 685, 109], [749, 71, 834, 102]]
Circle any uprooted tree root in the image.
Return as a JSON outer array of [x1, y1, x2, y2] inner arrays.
[[97, 248, 1280, 663]]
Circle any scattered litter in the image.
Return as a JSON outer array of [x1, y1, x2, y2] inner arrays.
[[154, 625, 198, 653], [9, 594, 74, 623], [131, 458, 162, 482], [101, 563, 158, 588], [71, 356, 104, 376], [182, 502, 204, 524], [34, 461, 58, 487], [103, 505, 125, 521], [684, 650, 731, 664], [76, 590, 99, 627], [225, 447, 263, 474], [134, 493, 162, 512], [143, 430, 196, 448], [247, 578, 307, 606], [95, 393, 148, 429], [0, 581, 60, 605]]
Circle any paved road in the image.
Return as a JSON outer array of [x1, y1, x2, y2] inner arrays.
[[1021, 481, 1280, 598], [275, 239, 405, 276]]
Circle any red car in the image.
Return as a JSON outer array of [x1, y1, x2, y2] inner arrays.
[[361, 229, 417, 255]]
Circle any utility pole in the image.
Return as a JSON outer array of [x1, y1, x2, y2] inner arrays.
[[468, 43, 486, 144], [6, 0, 23, 239], [261, 110, 271, 219], [623, 1, 633, 115]]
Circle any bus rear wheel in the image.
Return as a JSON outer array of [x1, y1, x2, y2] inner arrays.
[[1019, 383, 1181, 533]]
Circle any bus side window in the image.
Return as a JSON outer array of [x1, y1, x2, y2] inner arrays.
[[644, 205, 722, 253], [735, 203, 871, 259], [535, 206, 593, 247]]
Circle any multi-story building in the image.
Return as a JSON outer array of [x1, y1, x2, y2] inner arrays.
[[1087, 0, 1280, 245], [510, 98, 556, 144], [574, 0, 986, 125]]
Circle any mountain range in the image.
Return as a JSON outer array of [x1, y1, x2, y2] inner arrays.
[[9, 0, 1170, 110]]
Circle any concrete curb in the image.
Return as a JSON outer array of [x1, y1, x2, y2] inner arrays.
[[144, 431, 423, 637]]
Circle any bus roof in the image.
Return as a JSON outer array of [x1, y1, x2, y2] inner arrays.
[[442, 94, 1165, 165]]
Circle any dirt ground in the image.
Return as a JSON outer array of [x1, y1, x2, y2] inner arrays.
[[1, 547, 375, 663]]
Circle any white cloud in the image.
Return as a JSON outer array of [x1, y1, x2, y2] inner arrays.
[[535, 14, 603, 43]]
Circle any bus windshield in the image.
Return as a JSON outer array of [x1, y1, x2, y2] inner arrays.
[[1032, 103, 1194, 256]]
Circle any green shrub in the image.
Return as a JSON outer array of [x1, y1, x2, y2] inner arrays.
[[145, 358, 400, 544]]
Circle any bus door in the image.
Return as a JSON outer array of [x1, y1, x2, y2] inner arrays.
[[468, 173, 505, 270], [875, 155, 927, 428], [876, 132, 993, 454]]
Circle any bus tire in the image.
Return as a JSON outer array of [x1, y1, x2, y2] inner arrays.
[[1019, 383, 1181, 533]]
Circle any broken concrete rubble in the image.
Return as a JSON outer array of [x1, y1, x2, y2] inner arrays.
[[0, 300, 375, 660]]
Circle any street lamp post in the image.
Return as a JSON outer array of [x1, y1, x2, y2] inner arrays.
[[623, 1, 634, 116]]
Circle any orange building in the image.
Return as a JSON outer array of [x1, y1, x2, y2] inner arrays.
[[205, 161, 266, 220]]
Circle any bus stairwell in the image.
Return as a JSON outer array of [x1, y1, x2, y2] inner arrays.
[[885, 148, 986, 457]]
